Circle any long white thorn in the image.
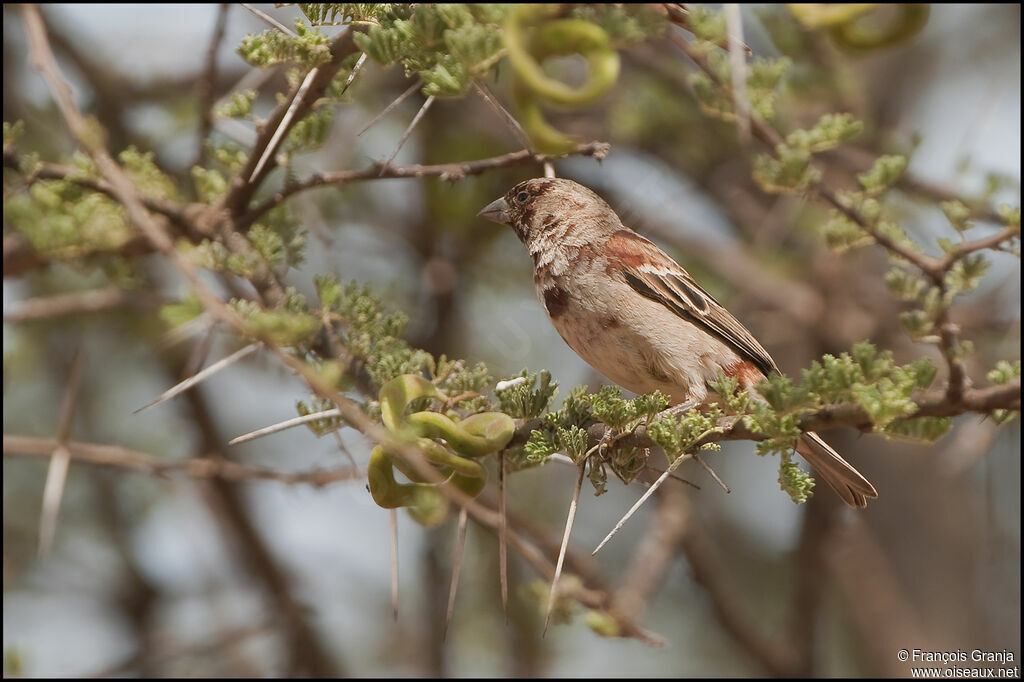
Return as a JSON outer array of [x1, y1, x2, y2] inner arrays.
[[134, 342, 260, 414], [390, 509, 400, 621], [543, 461, 586, 636], [339, 52, 367, 96], [379, 95, 435, 174], [498, 451, 509, 621], [228, 408, 342, 445], [358, 80, 421, 136], [443, 507, 470, 641], [249, 64, 322, 182], [39, 350, 83, 556], [592, 454, 693, 556]]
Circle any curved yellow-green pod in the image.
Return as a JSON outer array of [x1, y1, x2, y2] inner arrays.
[[368, 374, 515, 525], [786, 3, 877, 28], [407, 411, 515, 458], [513, 84, 579, 155], [368, 445, 448, 527], [505, 11, 620, 107], [503, 4, 620, 154], [828, 4, 930, 51], [379, 374, 440, 433]]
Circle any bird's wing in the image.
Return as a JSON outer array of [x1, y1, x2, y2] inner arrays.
[[604, 229, 779, 377]]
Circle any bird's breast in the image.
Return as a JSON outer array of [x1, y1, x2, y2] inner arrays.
[[533, 271, 742, 405]]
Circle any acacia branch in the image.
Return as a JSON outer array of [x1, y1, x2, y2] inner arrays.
[[667, 31, 1022, 285], [3, 287, 166, 322], [2, 149, 189, 227], [240, 142, 611, 229], [666, 27, 1020, 412], [215, 28, 360, 221], [510, 379, 1021, 455], [4, 435, 365, 487]]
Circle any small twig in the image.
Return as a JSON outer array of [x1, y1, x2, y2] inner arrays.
[[134, 342, 261, 414], [473, 80, 531, 148], [443, 507, 470, 641], [724, 4, 750, 142], [6, 435, 365, 486], [38, 349, 83, 556], [249, 66, 321, 182], [390, 509, 400, 621], [663, 3, 752, 54], [4, 288, 166, 322], [339, 52, 367, 97], [241, 3, 298, 37], [379, 95, 435, 173], [332, 430, 358, 467], [241, 142, 610, 227], [543, 461, 586, 636], [643, 465, 701, 490], [183, 320, 218, 379], [543, 162, 556, 178], [157, 313, 215, 351], [196, 4, 231, 166], [358, 80, 422, 136], [498, 450, 509, 620], [694, 453, 731, 493], [229, 408, 341, 445]]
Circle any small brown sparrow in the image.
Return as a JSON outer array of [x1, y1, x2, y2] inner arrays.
[[479, 177, 877, 507]]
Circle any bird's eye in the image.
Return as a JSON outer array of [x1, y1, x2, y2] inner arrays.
[[516, 191, 529, 204]]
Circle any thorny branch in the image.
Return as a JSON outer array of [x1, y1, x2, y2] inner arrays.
[[666, 26, 1019, 429], [16, 4, 658, 645], [509, 379, 1021, 456], [3, 435, 366, 487], [1, 143, 609, 277], [240, 142, 610, 229]]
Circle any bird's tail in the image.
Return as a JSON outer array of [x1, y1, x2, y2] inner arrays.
[[794, 431, 878, 508]]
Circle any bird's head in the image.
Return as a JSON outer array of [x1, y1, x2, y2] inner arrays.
[[477, 178, 622, 248]]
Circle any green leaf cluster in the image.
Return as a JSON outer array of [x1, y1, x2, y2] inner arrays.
[[353, 4, 509, 97], [296, 395, 345, 436], [778, 451, 815, 504], [987, 360, 1021, 424], [432, 357, 492, 412], [215, 90, 257, 120], [689, 53, 792, 123], [858, 155, 907, 195], [4, 154, 134, 263], [754, 113, 862, 194], [297, 3, 393, 26], [648, 404, 725, 464], [585, 386, 668, 430], [238, 20, 333, 68], [496, 369, 557, 419], [568, 4, 666, 46], [232, 290, 321, 346], [316, 276, 434, 388]]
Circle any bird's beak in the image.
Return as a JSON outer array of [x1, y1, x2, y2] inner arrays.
[[477, 197, 509, 225]]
